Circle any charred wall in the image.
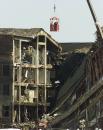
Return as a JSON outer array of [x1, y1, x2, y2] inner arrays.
[[50, 43, 103, 130]]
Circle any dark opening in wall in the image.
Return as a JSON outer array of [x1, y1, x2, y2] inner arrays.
[[38, 35, 45, 42]]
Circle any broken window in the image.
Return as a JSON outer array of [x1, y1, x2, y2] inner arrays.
[[14, 40, 21, 63], [21, 86, 29, 102], [47, 50, 51, 64], [22, 68, 36, 83], [14, 86, 19, 101], [39, 69, 51, 84], [38, 35, 45, 42], [20, 86, 37, 103], [50, 70, 55, 82], [38, 88, 44, 103], [3, 64, 10, 76], [29, 88, 36, 103], [39, 45, 45, 65], [47, 70, 50, 84], [14, 67, 19, 82], [14, 106, 19, 122], [39, 69, 45, 84], [47, 51, 57, 65], [21, 86, 26, 96], [2, 106, 10, 117], [21, 43, 36, 65], [3, 84, 9, 95], [22, 46, 32, 64]]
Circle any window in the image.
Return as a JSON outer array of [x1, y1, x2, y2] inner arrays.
[[2, 106, 10, 117], [3, 64, 10, 76], [21, 86, 25, 96], [38, 35, 45, 42], [3, 84, 9, 95]]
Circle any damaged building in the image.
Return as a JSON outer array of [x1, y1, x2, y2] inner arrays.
[[0, 27, 103, 130], [50, 41, 103, 129], [0, 28, 61, 128], [49, 0, 103, 129]]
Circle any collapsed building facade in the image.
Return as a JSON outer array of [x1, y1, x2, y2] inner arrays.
[[0, 27, 103, 130], [49, 0, 103, 129], [50, 40, 103, 130], [0, 28, 61, 129]]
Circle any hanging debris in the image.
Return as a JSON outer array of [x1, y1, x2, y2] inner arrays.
[[50, 4, 59, 32]]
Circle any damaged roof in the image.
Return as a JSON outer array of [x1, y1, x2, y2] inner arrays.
[[56, 42, 93, 85], [60, 42, 93, 53], [0, 28, 61, 50], [0, 28, 42, 37], [51, 42, 93, 126]]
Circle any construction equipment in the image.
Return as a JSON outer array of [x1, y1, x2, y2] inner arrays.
[[86, 0, 103, 40]]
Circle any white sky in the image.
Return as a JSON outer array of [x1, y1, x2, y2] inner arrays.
[[0, 0, 103, 42]]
